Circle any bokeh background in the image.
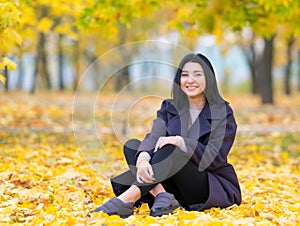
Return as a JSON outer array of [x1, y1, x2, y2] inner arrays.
[[1, 0, 300, 104], [0, 0, 299, 225]]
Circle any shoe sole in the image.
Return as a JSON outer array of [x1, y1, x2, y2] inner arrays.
[[87, 210, 132, 218], [150, 205, 182, 217], [120, 214, 131, 218]]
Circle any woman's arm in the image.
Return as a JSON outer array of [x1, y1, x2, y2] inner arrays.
[[136, 100, 171, 158], [153, 135, 187, 153]]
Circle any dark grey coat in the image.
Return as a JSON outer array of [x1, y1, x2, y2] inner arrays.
[[137, 99, 241, 210]]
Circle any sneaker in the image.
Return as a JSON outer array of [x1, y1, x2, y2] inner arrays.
[[150, 192, 182, 217], [87, 198, 134, 218]]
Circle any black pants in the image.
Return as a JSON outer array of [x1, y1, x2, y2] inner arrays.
[[111, 139, 209, 210]]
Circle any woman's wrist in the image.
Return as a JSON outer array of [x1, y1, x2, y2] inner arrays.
[[175, 135, 180, 146], [175, 135, 187, 152], [136, 152, 151, 166], [136, 157, 149, 167]]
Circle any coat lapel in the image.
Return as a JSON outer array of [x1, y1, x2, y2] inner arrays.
[[187, 103, 211, 139], [187, 102, 225, 139], [178, 108, 189, 137], [164, 101, 225, 139], [164, 101, 189, 137]]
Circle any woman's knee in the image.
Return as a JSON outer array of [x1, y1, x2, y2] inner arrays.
[[123, 139, 141, 158], [124, 139, 140, 151], [151, 144, 177, 163]]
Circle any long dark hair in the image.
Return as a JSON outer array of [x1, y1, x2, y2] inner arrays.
[[171, 53, 225, 110]]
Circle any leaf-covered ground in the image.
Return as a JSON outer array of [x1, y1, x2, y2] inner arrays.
[[0, 92, 299, 225]]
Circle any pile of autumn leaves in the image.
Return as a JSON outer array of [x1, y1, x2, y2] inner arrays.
[[0, 93, 299, 225]]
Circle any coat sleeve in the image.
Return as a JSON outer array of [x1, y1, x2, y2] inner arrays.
[[183, 104, 237, 171], [136, 99, 170, 158]]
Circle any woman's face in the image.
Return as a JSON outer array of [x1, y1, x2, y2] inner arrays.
[[180, 62, 206, 100]]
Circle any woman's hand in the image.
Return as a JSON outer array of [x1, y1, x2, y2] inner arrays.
[[154, 136, 179, 152], [136, 159, 155, 183]]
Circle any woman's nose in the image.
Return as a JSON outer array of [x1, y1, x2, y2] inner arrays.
[[187, 76, 195, 83]]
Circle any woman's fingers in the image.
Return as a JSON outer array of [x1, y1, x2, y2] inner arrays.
[[159, 140, 166, 149], [154, 137, 164, 152], [137, 176, 143, 183], [147, 165, 154, 178], [155, 136, 177, 152], [137, 164, 155, 183], [154, 137, 162, 152], [142, 166, 155, 183]]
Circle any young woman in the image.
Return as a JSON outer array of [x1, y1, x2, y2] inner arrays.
[[87, 53, 241, 218]]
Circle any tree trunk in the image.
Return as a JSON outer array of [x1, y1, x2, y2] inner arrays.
[[73, 39, 80, 92], [85, 49, 100, 90], [298, 50, 300, 92], [115, 65, 129, 91], [30, 32, 42, 93], [40, 32, 51, 90], [30, 32, 50, 93], [256, 51, 264, 96], [114, 20, 130, 92], [58, 34, 64, 90], [17, 58, 24, 89], [260, 36, 275, 104], [245, 42, 259, 94], [284, 35, 294, 95], [4, 66, 8, 92]]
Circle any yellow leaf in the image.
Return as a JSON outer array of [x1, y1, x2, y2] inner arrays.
[[0, 57, 17, 70], [32, 218, 43, 225], [53, 194, 64, 205], [18, 200, 35, 209], [37, 17, 53, 33], [137, 203, 150, 216], [288, 205, 300, 212], [66, 215, 77, 225], [108, 214, 121, 220], [281, 152, 288, 160], [5, 28, 22, 46], [186, 28, 198, 39], [0, 74, 6, 84], [1, 208, 12, 215], [176, 5, 193, 20], [45, 205, 57, 214]]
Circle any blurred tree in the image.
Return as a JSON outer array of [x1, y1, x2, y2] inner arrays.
[[78, 0, 160, 91], [284, 35, 295, 95], [51, 0, 87, 91], [0, 1, 22, 88], [276, 0, 300, 95], [3, 0, 299, 97], [298, 50, 300, 92], [32, 6, 52, 93], [170, 0, 300, 104], [242, 31, 260, 95], [14, 0, 87, 92], [16, 1, 53, 92]]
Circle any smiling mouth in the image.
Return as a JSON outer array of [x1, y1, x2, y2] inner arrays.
[[186, 86, 198, 89]]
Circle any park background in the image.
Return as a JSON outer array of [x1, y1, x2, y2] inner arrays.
[[0, 0, 299, 225]]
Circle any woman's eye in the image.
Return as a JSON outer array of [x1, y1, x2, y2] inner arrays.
[[181, 74, 189, 77], [195, 74, 202, 76]]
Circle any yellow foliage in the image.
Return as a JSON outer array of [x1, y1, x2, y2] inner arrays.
[[186, 28, 198, 39], [44, 205, 57, 214], [0, 1, 22, 54], [37, 17, 53, 33], [176, 4, 193, 21], [54, 24, 77, 40], [0, 74, 6, 84], [0, 1, 21, 81], [0, 57, 17, 70], [0, 93, 299, 225]]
